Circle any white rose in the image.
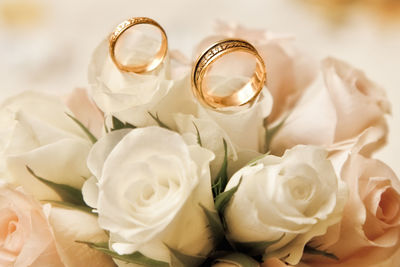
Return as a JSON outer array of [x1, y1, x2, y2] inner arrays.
[[0, 91, 92, 200], [191, 33, 273, 151], [88, 30, 174, 127], [82, 126, 216, 264], [223, 145, 347, 265]]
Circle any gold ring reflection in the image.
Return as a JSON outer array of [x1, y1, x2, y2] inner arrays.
[[192, 39, 266, 109], [109, 17, 168, 73]]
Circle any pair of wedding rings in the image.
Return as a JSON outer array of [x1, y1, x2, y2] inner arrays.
[[109, 17, 266, 109]]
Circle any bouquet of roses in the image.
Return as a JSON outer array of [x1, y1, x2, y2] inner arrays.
[[0, 19, 398, 267]]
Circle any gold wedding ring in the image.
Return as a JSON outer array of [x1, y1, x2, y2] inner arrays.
[[109, 17, 168, 73], [192, 39, 266, 109]]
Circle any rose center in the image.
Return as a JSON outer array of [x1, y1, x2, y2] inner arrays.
[[378, 188, 400, 224], [286, 177, 313, 201], [0, 209, 19, 244], [128, 172, 182, 210], [355, 79, 369, 96], [141, 185, 155, 201]]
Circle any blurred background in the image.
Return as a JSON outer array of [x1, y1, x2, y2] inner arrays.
[[0, 0, 399, 174]]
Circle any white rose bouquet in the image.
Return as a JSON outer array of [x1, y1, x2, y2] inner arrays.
[[0, 20, 398, 267]]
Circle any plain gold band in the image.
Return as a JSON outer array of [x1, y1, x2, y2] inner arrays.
[[192, 39, 266, 109], [109, 17, 168, 73]]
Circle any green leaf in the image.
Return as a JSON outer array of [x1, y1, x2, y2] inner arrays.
[[104, 117, 109, 133], [212, 139, 228, 197], [66, 113, 97, 144], [111, 116, 136, 131], [148, 112, 170, 130], [246, 153, 269, 167], [43, 200, 94, 214], [76, 241, 169, 267], [192, 122, 202, 147], [167, 245, 205, 267], [264, 118, 286, 152], [234, 234, 284, 256], [200, 204, 224, 247], [213, 253, 259, 267], [304, 245, 339, 261], [214, 177, 242, 215], [112, 116, 124, 130], [26, 166, 86, 207]]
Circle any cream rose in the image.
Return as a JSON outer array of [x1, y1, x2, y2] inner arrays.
[[174, 34, 274, 178], [0, 185, 114, 267], [88, 32, 201, 132], [82, 126, 216, 264], [0, 91, 93, 201], [88, 30, 174, 127], [270, 57, 391, 155], [302, 152, 400, 267], [223, 145, 347, 265]]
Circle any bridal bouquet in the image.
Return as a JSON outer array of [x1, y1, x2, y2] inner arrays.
[[0, 20, 398, 267]]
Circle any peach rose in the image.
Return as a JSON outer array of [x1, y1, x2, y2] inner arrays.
[[0, 184, 114, 267], [0, 185, 63, 267], [270, 57, 391, 155], [302, 152, 400, 266]]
